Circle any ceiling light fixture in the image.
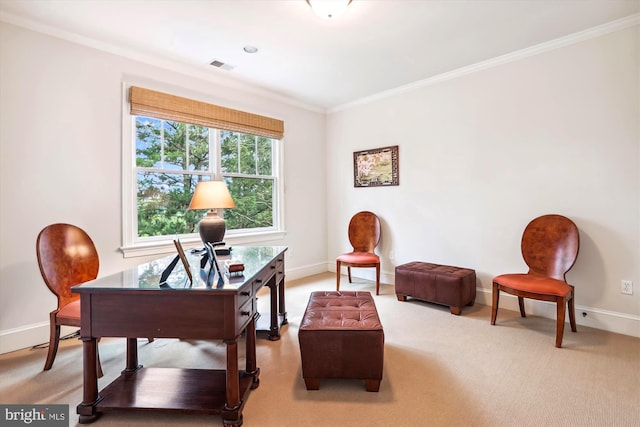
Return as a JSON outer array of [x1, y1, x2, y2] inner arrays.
[[306, 0, 352, 19], [243, 45, 258, 54]]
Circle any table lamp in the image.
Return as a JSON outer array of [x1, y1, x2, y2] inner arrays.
[[188, 181, 236, 245]]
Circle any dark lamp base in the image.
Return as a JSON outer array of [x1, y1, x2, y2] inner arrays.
[[198, 212, 226, 245]]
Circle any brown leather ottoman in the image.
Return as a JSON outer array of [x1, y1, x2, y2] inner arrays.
[[298, 291, 384, 392], [395, 262, 476, 315]]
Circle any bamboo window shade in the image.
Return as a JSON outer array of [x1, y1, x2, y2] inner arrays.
[[129, 86, 284, 139]]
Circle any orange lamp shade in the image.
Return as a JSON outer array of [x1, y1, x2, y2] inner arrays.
[[188, 181, 236, 210]]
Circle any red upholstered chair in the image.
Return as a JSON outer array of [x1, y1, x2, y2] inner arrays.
[[491, 214, 580, 348], [336, 211, 381, 295], [36, 223, 103, 377]]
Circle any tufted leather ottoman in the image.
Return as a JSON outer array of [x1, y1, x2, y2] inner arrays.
[[395, 262, 476, 315], [298, 291, 384, 392]]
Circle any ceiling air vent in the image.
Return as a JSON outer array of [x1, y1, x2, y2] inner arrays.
[[209, 59, 235, 71]]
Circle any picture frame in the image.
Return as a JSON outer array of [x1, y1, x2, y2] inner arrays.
[[173, 239, 193, 284], [353, 145, 399, 187]]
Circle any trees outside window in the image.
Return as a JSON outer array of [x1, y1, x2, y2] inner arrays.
[[134, 116, 277, 240]]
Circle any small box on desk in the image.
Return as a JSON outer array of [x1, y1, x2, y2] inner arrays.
[[224, 260, 245, 276]]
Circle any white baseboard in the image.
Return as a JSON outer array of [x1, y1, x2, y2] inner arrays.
[[0, 322, 79, 355], [3, 263, 637, 355], [475, 287, 640, 339], [285, 262, 329, 282]]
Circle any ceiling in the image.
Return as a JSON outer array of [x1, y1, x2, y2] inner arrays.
[[1, 0, 638, 110]]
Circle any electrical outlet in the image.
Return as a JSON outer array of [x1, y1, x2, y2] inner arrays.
[[621, 280, 633, 295]]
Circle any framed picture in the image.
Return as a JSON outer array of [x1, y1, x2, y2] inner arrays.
[[353, 145, 399, 187], [173, 239, 193, 284]]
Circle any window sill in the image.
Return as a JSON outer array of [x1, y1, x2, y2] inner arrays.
[[120, 230, 287, 259]]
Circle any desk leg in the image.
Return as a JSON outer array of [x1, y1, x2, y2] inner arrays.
[[223, 339, 242, 426], [124, 337, 142, 372], [267, 279, 280, 341], [278, 275, 287, 325], [245, 315, 260, 389], [77, 337, 101, 423]]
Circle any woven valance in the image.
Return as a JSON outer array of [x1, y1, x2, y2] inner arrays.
[[129, 86, 284, 139]]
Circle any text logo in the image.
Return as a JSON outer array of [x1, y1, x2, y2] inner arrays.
[[1, 405, 67, 426]]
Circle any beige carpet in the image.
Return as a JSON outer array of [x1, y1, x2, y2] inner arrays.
[[1, 272, 639, 427]]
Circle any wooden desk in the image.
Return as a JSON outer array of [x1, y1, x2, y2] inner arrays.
[[72, 246, 287, 426]]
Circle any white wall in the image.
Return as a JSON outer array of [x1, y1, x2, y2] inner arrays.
[[1, 20, 638, 354], [0, 22, 327, 353], [327, 26, 639, 336]]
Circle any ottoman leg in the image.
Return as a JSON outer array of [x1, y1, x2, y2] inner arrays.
[[450, 306, 462, 315], [396, 293, 407, 302], [365, 379, 381, 392], [304, 378, 320, 390]]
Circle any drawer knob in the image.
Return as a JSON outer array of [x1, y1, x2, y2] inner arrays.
[[241, 291, 251, 296]]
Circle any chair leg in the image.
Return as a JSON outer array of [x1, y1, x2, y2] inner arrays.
[[375, 264, 380, 295], [518, 297, 526, 318], [336, 261, 341, 291], [44, 314, 60, 371], [568, 295, 577, 333], [555, 297, 566, 348], [490, 283, 499, 325]]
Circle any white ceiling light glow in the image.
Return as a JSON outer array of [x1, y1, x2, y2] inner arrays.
[[306, 0, 352, 19]]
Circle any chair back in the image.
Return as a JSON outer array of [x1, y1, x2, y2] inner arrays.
[[521, 214, 579, 281], [348, 211, 381, 253], [36, 223, 99, 309]]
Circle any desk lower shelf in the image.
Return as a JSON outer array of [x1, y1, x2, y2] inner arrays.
[[95, 367, 254, 415]]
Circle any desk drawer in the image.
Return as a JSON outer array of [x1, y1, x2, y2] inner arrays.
[[252, 266, 274, 292], [276, 255, 285, 283], [238, 285, 253, 308], [237, 297, 254, 331]]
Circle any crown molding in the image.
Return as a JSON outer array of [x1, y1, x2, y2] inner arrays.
[[329, 13, 640, 114], [1, 11, 637, 116], [0, 11, 326, 114]]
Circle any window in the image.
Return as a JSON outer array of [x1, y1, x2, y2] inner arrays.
[[122, 86, 284, 256]]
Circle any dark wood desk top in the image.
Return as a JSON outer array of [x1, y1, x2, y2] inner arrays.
[[72, 245, 287, 293]]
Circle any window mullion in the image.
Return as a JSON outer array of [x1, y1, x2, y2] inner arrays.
[[236, 132, 241, 175], [254, 135, 258, 175], [185, 124, 190, 171], [213, 128, 219, 178], [160, 120, 165, 168]]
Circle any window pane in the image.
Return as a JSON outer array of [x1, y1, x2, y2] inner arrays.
[[220, 131, 238, 173], [257, 137, 272, 175], [163, 121, 186, 170], [137, 171, 206, 237], [224, 177, 273, 230], [239, 134, 257, 175], [136, 117, 162, 168], [188, 124, 209, 171]]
